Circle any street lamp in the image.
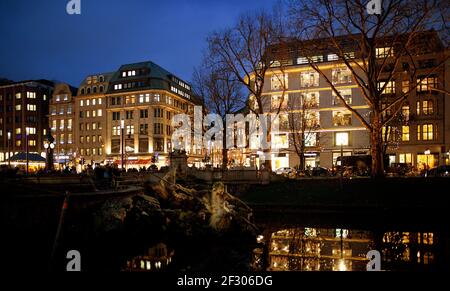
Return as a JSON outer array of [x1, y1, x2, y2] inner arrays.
[[336, 133, 349, 190], [424, 149, 431, 177], [7, 131, 11, 167], [121, 119, 125, 171], [44, 134, 55, 171], [25, 127, 30, 175]]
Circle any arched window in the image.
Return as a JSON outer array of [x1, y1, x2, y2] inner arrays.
[[99, 76, 104, 82], [93, 86, 97, 93], [99, 85, 104, 93], [87, 87, 91, 94], [81, 88, 85, 95]]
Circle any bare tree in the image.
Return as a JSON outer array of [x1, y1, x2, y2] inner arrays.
[[288, 0, 449, 177], [193, 58, 244, 169], [207, 10, 289, 169], [286, 91, 321, 171]]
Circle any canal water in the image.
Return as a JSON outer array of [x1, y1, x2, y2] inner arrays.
[[3, 194, 449, 272], [251, 227, 440, 271]]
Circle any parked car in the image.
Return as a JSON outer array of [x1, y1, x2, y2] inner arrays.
[[275, 167, 295, 175], [388, 163, 413, 176], [426, 165, 450, 177], [311, 167, 330, 177]]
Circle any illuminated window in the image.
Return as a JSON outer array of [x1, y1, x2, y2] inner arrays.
[[52, 120, 57, 131], [332, 110, 352, 126], [15, 104, 21, 111], [421, 124, 434, 141], [417, 76, 438, 92], [332, 68, 352, 84], [97, 109, 102, 117], [271, 95, 288, 110], [335, 132, 349, 146], [112, 126, 120, 136], [92, 123, 97, 130], [92, 135, 97, 143], [27, 92, 36, 99], [402, 105, 410, 121], [376, 47, 394, 58], [92, 110, 96, 117], [28, 140, 36, 146], [300, 71, 319, 87], [328, 54, 338, 61], [272, 133, 289, 149], [68, 133, 72, 144], [16, 140, 21, 147], [422, 100, 434, 115], [60, 120, 65, 130], [344, 52, 355, 59], [60, 134, 65, 144], [86, 136, 90, 143], [80, 100, 84, 107], [378, 81, 396, 94], [402, 81, 410, 93], [27, 104, 36, 111], [154, 94, 160, 102], [305, 111, 320, 127], [271, 74, 288, 90], [332, 89, 352, 105], [305, 132, 317, 147], [86, 111, 90, 118], [297, 57, 308, 64], [98, 98, 102, 105], [402, 126, 410, 141], [126, 125, 135, 135]]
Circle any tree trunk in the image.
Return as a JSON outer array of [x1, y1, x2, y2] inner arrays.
[[299, 150, 305, 171], [370, 125, 385, 178]]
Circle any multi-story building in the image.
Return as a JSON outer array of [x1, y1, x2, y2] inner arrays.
[[74, 73, 113, 166], [49, 83, 78, 166], [383, 35, 449, 171], [105, 61, 197, 168], [0, 80, 54, 164], [250, 32, 449, 171]]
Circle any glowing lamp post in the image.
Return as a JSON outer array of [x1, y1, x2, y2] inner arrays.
[[424, 149, 431, 176], [7, 131, 11, 167], [44, 138, 55, 171], [121, 119, 125, 171], [25, 127, 30, 175], [336, 133, 349, 189]]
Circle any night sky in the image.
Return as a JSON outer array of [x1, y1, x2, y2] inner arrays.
[[0, 0, 276, 87]]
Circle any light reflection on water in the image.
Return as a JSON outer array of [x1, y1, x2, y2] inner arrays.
[[252, 228, 435, 271]]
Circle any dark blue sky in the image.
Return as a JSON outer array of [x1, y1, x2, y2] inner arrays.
[[0, 0, 276, 87]]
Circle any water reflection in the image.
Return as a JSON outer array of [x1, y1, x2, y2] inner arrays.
[[253, 228, 436, 271], [123, 242, 174, 272]]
